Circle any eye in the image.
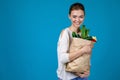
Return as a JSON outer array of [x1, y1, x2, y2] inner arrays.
[[79, 15, 84, 18], [73, 15, 77, 18]]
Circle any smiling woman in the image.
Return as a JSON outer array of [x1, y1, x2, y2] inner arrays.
[[56, 2, 90, 80], [69, 9, 84, 32], [69, 3, 85, 30]]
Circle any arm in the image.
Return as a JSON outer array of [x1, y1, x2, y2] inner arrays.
[[69, 45, 92, 61], [57, 29, 92, 64], [57, 29, 70, 64], [69, 49, 83, 61]]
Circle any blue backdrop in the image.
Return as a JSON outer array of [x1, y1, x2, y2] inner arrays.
[[0, 0, 120, 80]]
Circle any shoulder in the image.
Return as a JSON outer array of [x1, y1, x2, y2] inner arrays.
[[58, 28, 70, 43], [60, 28, 69, 37]]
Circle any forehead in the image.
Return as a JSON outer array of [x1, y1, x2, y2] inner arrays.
[[70, 10, 84, 16]]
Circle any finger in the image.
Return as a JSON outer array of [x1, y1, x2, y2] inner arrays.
[[79, 74, 84, 78], [81, 74, 89, 78], [81, 74, 87, 78], [84, 71, 90, 75]]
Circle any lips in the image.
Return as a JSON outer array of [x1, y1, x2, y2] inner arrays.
[[74, 22, 81, 25], [73, 21, 81, 24]]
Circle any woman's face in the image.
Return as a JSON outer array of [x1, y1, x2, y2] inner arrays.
[[69, 9, 84, 28]]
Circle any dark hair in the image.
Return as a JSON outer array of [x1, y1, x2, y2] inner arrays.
[[69, 2, 85, 15]]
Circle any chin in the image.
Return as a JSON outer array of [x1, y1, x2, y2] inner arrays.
[[75, 25, 80, 28], [73, 23, 81, 28]]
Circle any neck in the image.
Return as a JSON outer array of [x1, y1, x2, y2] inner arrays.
[[69, 25, 79, 33]]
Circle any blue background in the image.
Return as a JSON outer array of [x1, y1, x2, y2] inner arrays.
[[0, 0, 120, 80]]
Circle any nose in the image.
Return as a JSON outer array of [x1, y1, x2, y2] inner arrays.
[[75, 17, 80, 21]]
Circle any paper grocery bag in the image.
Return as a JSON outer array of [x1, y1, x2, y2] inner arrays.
[[66, 38, 94, 73]]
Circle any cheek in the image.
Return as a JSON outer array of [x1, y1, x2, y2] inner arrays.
[[80, 18, 84, 21], [70, 18, 75, 22]]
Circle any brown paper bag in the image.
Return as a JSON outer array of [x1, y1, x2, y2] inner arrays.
[[66, 38, 94, 73]]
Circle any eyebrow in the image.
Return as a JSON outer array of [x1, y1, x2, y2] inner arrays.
[[72, 15, 84, 17]]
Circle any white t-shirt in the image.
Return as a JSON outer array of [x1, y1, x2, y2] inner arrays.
[[56, 28, 78, 80]]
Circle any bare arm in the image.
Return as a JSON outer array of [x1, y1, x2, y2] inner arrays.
[[69, 49, 83, 61], [69, 45, 92, 61]]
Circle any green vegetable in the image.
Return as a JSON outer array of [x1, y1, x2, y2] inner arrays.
[[81, 25, 90, 39], [72, 32, 77, 37], [72, 32, 81, 38], [81, 25, 86, 39], [86, 36, 92, 40], [77, 34, 81, 38], [72, 25, 97, 42]]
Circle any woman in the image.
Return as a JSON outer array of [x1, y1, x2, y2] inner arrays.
[[57, 2, 92, 80]]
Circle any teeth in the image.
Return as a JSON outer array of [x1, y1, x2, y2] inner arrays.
[[73, 21, 80, 25]]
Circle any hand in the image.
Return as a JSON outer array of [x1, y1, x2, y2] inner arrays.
[[74, 71, 90, 78], [85, 42, 94, 48], [90, 43, 94, 48], [80, 46, 92, 54]]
